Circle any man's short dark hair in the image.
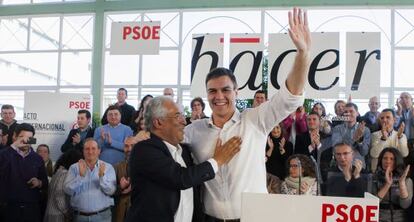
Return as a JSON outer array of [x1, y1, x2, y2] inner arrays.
[[118, 87, 128, 96], [308, 111, 320, 118], [254, 90, 267, 99], [14, 123, 35, 136], [381, 108, 396, 118], [1, 104, 14, 111], [205, 67, 238, 89], [345, 102, 358, 112], [107, 105, 121, 113], [78, 109, 91, 119]]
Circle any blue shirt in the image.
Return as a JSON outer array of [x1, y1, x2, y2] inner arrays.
[[64, 160, 116, 212], [94, 124, 133, 165], [331, 122, 371, 168]]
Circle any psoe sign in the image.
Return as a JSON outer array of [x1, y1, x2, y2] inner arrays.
[[110, 21, 161, 55]]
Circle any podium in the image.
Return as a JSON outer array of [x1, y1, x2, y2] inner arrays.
[[241, 193, 379, 222]]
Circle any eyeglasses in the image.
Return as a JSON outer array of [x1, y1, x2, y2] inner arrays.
[[334, 151, 352, 157], [164, 112, 185, 120]]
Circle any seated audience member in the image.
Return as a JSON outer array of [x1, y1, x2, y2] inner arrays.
[[312, 102, 332, 135], [0, 123, 48, 222], [282, 106, 308, 146], [44, 149, 82, 222], [252, 90, 267, 108], [373, 148, 412, 222], [363, 96, 381, 132], [37, 144, 53, 178], [130, 94, 153, 133], [101, 88, 135, 126], [331, 100, 346, 127], [325, 142, 367, 197], [125, 96, 241, 222], [266, 124, 293, 180], [186, 97, 208, 125], [332, 102, 371, 169], [94, 105, 133, 165], [370, 109, 408, 173], [295, 111, 331, 160], [64, 138, 116, 222], [61, 109, 94, 153], [0, 104, 19, 146], [281, 154, 318, 195], [395, 92, 414, 140], [267, 173, 282, 194]]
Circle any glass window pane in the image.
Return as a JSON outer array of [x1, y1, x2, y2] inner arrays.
[[144, 12, 180, 47], [62, 15, 94, 50], [0, 18, 28, 51], [142, 50, 178, 85], [59, 88, 91, 94], [0, 53, 58, 86], [30, 17, 60, 50], [395, 50, 414, 87], [395, 9, 414, 47], [60, 51, 92, 85], [2, 0, 30, 5], [104, 52, 139, 85]]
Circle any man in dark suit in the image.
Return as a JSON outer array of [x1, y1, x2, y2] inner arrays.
[[295, 111, 331, 160], [61, 109, 94, 153], [126, 96, 241, 222]]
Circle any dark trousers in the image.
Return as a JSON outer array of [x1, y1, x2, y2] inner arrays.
[[5, 203, 41, 222]]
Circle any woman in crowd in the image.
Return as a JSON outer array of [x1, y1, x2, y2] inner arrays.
[[312, 102, 331, 135], [281, 154, 318, 195], [186, 97, 208, 125], [281, 106, 307, 145], [130, 94, 153, 133], [44, 149, 82, 222], [373, 148, 412, 222], [266, 124, 293, 180]]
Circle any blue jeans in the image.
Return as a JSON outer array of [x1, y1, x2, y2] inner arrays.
[[74, 208, 111, 222]]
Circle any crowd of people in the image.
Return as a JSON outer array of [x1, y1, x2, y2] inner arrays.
[[1, 7, 413, 222]]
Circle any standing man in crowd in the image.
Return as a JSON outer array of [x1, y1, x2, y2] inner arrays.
[[332, 100, 346, 127], [332, 103, 371, 169], [396, 92, 414, 140], [126, 96, 241, 222], [64, 138, 116, 222], [252, 90, 267, 108], [61, 109, 95, 153], [94, 105, 133, 165], [184, 8, 311, 221], [370, 108, 408, 172], [362, 96, 381, 132], [101, 88, 135, 126], [0, 104, 19, 146], [0, 123, 48, 222]]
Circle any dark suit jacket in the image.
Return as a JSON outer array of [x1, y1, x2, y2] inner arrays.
[[294, 131, 330, 160], [125, 133, 215, 222], [60, 127, 94, 153]]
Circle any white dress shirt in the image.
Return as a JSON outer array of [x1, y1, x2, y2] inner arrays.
[[164, 141, 194, 222], [184, 84, 303, 219]]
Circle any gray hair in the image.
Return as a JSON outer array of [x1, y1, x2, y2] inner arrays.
[[144, 96, 174, 132]]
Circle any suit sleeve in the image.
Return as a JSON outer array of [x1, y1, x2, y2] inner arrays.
[[130, 141, 215, 190], [61, 130, 75, 153]]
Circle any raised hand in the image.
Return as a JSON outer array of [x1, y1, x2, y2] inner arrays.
[[399, 165, 410, 184], [385, 166, 393, 186], [279, 137, 286, 154], [288, 7, 311, 52], [398, 122, 405, 138], [27, 177, 42, 189], [72, 133, 81, 144], [213, 137, 242, 166], [352, 159, 362, 179], [99, 161, 106, 178], [120, 177, 130, 189], [78, 159, 87, 177]]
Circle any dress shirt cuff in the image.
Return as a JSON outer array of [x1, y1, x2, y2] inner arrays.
[[207, 158, 218, 173]]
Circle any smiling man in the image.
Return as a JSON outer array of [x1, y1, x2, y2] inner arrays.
[[184, 8, 311, 221]]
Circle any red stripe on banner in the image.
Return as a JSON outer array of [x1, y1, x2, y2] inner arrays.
[[230, 38, 260, 43], [220, 38, 224, 43]]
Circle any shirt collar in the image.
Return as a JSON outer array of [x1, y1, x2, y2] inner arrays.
[[207, 109, 240, 128], [11, 144, 32, 158], [163, 140, 182, 156], [107, 123, 121, 128]]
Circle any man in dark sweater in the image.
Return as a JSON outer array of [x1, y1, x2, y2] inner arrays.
[[61, 109, 95, 153], [0, 104, 19, 146], [101, 88, 135, 126], [0, 123, 48, 222]]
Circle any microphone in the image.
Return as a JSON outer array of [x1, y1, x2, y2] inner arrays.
[[297, 157, 302, 195], [310, 155, 320, 196]]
